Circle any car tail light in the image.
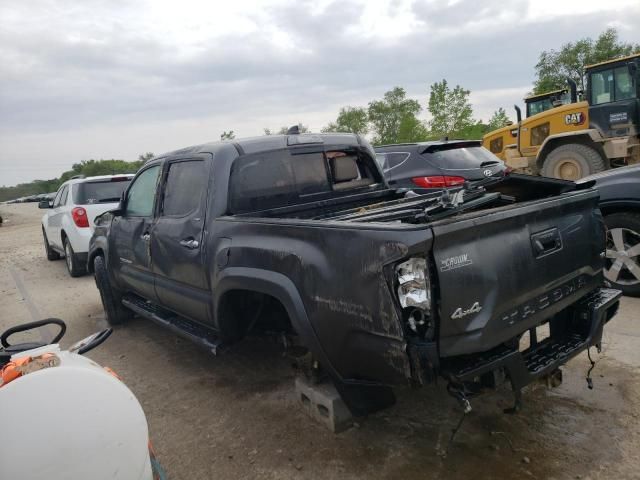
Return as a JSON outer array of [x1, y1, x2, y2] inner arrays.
[[71, 207, 90, 228], [411, 176, 466, 188]]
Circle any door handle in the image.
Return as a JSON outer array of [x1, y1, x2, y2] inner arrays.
[[141, 233, 151, 241], [180, 239, 199, 249], [531, 228, 562, 258]]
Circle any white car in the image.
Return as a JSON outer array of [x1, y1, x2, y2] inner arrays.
[[40, 174, 134, 276]]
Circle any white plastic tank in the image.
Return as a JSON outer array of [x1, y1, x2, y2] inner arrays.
[[0, 345, 153, 480]]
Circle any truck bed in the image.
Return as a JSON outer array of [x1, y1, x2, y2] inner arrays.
[[219, 174, 604, 383]]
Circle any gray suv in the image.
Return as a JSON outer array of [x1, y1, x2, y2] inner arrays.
[[375, 140, 506, 191]]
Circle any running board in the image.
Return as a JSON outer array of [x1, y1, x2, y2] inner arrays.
[[122, 296, 223, 355]]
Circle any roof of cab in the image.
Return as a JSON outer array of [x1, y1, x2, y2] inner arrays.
[[156, 133, 364, 160], [585, 52, 640, 70], [524, 88, 567, 101]]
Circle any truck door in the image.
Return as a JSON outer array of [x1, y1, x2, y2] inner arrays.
[[151, 155, 212, 323], [108, 164, 161, 302]]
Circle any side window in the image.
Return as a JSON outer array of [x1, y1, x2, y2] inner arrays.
[[591, 69, 614, 105], [60, 186, 69, 206], [125, 166, 160, 217], [161, 160, 208, 217], [614, 66, 634, 101], [54, 186, 68, 208], [52, 186, 64, 207], [386, 152, 410, 170], [489, 137, 503, 154]]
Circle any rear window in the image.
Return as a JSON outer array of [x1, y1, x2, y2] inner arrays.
[[73, 177, 132, 205], [422, 145, 501, 170], [229, 150, 331, 213]]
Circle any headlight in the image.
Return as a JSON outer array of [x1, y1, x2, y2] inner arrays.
[[396, 257, 431, 312]]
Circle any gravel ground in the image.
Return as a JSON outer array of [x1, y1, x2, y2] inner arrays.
[[1, 203, 639, 480]]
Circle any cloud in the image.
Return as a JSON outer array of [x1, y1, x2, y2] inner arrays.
[[0, 0, 639, 185]]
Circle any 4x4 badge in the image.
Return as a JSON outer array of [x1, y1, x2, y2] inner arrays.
[[451, 302, 482, 319]]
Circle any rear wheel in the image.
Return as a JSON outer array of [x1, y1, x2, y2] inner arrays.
[[43, 228, 60, 261], [93, 255, 133, 325], [63, 237, 86, 277], [541, 144, 605, 180], [604, 212, 640, 297]]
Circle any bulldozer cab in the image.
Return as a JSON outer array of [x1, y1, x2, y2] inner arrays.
[[525, 89, 572, 117], [586, 54, 640, 139]]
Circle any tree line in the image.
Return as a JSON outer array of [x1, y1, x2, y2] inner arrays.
[[0, 153, 153, 202], [4, 28, 637, 200]]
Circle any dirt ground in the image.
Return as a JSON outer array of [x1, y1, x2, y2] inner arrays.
[[2, 203, 640, 480]]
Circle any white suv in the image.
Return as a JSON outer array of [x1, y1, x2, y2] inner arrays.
[[41, 174, 134, 277]]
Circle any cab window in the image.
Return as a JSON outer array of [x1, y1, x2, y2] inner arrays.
[[591, 67, 634, 104], [161, 160, 207, 217], [125, 166, 160, 217]]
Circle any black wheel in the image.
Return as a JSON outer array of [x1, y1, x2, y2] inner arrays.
[[63, 236, 86, 277], [93, 255, 132, 325], [43, 227, 60, 261], [604, 212, 640, 297], [541, 144, 605, 180]]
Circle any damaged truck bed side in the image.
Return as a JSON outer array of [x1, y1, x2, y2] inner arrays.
[[89, 133, 620, 416]]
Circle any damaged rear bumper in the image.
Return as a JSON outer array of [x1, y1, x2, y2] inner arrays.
[[412, 288, 621, 393]]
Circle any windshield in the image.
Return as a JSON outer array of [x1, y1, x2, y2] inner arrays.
[[73, 178, 132, 205], [526, 91, 571, 117], [422, 146, 502, 170]]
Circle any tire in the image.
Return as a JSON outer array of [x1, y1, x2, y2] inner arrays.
[[43, 227, 60, 261], [541, 144, 606, 180], [63, 236, 86, 277], [93, 255, 133, 325], [604, 212, 640, 297]]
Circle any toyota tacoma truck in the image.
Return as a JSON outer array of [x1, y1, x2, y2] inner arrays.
[[88, 132, 621, 415]]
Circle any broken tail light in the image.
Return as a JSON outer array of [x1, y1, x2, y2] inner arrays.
[[411, 176, 466, 188], [396, 257, 433, 339], [396, 257, 431, 312]]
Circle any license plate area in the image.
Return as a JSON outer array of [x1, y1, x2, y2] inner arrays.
[[519, 322, 551, 353]]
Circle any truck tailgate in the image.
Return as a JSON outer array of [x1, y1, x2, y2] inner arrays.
[[431, 189, 604, 357]]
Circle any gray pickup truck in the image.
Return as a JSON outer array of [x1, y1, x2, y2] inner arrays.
[[88, 133, 620, 415]]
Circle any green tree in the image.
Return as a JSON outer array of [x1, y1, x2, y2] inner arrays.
[[0, 159, 144, 202], [368, 87, 427, 145], [321, 106, 369, 134], [533, 28, 640, 94], [220, 130, 235, 140], [427, 79, 474, 138], [487, 108, 512, 130], [138, 152, 155, 162], [453, 122, 491, 140]]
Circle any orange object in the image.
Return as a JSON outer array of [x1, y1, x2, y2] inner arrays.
[[1, 353, 58, 387], [1, 356, 32, 385]]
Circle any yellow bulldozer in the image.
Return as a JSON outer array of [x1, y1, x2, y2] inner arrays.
[[483, 53, 640, 180]]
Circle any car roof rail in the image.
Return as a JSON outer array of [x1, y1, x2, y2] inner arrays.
[[70, 174, 86, 179]]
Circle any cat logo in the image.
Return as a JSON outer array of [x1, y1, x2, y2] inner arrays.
[[564, 112, 585, 126]]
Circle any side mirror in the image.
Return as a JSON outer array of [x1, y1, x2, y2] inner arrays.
[[38, 200, 52, 209]]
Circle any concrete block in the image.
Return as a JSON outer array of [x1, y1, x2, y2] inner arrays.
[[295, 376, 353, 433]]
